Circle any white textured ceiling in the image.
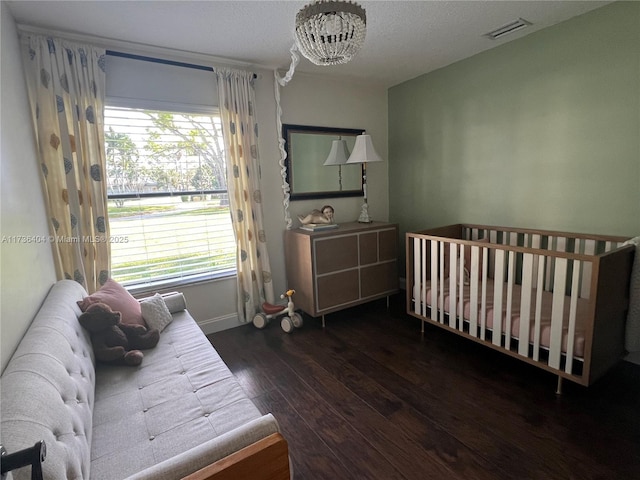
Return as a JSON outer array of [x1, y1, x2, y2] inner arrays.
[[6, 0, 612, 88]]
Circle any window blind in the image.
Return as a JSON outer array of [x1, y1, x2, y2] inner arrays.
[[104, 106, 235, 288]]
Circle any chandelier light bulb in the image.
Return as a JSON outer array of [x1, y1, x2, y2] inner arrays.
[[324, 14, 342, 35]]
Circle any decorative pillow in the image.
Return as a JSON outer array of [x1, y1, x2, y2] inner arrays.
[[140, 294, 173, 332], [77, 278, 145, 327]]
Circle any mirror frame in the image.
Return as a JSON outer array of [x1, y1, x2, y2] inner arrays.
[[283, 124, 365, 200]]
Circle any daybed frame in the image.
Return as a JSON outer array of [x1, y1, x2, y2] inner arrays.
[[1, 434, 290, 480], [406, 224, 634, 392], [184, 433, 290, 480]]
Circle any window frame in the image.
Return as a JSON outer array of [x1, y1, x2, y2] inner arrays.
[[104, 104, 236, 293]]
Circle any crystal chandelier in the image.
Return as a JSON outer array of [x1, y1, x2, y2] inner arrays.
[[295, 0, 367, 66]]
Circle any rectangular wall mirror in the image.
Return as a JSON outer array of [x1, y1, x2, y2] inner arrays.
[[283, 124, 364, 200]]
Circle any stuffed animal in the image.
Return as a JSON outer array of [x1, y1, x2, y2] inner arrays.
[[78, 302, 159, 366]]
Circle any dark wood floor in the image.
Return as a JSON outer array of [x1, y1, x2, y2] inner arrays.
[[207, 295, 640, 480]]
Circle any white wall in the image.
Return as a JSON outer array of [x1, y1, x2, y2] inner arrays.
[[0, 14, 388, 351], [277, 72, 389, 227], [185, 68, 388, 333], [1, 3, 57, 372], [257, 70, 389, 301]]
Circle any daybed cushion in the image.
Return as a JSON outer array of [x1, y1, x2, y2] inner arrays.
[[1, 280, 280, 480], [0, 280, 94, 480], [90, 309, 267, 479]]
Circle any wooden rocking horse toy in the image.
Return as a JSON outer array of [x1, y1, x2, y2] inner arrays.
[[253, 289, 303, 333]]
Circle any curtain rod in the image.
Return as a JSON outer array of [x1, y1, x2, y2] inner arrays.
[[17, 24, 259, 78], [106, 50, 258, 79]]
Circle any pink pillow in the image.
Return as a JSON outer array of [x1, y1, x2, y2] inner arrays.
[[77, 278, 146, 327]]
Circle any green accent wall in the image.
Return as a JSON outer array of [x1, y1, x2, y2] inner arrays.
[[389, 1, 640, 273]]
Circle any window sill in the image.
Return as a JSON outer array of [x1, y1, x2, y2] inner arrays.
[[125, 269, 236, 296]]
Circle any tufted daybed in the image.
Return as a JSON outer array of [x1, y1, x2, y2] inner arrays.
[[0, 280, 290, 480]]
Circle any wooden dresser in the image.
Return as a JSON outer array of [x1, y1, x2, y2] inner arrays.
[[284, 222, 399, 322]]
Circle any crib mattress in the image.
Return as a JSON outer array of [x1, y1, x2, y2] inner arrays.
[[417, 280, 589, 358]]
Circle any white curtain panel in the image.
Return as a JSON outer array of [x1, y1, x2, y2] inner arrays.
[[20, 34, 110, 293], [216, 68, 275, 322]]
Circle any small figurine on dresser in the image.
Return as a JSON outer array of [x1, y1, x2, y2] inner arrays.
[[298, 205, 338, 231], [298, 205, 335, 225]]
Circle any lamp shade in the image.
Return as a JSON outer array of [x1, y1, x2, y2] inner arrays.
[[323, 139, 351, 166], [346, 134, 383, 164]]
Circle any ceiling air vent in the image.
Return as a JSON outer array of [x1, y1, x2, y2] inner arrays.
[[484, 18, 532, 40]]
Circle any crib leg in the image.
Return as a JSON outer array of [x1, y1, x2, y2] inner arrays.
[[555, 376, 563, 395], [421, 319, 425, 335]]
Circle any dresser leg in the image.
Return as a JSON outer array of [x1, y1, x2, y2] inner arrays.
[[322, 315, 325, 328]]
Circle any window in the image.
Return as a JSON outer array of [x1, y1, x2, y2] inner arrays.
[[104, 106, 235, 290]]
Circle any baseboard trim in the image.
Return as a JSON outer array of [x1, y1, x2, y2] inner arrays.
[[198, 313, 243, 335], [625, 351, 640, 365]]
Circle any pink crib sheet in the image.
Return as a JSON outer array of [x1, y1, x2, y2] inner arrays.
[[419, 280, 589, 358]]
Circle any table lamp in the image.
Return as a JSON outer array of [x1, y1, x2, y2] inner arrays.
[[346, 134, 382, 223], [323, 138, 350, 191]]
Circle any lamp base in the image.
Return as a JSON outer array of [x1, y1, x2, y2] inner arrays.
[[357, 203, 372, 223]]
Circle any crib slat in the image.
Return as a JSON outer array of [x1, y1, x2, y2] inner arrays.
[[449, 243, 458, 328], [545, 236, 556, 291], [413, 238, 420, 314], [469, 246, 480, 337], [519, 253, 535, 357], [431, 240, 438, 321], [549, 258, 568, 369], [505, 250, 516, 351], [533, 256, 545, 361], [531, 234, 541, 282], [557, 237, 567, 252], [581, 239, 595, 299], [480, 247, 488, 341], [420, 238, 428, 317], [565, 259, 581, 374], [492, 249, 505, 346], [573, 238, 584, 306], [489, 230, 498, 277], [458, 244, 465, 332], [574, 238, 582, 255], [439, 241, 445, 324]]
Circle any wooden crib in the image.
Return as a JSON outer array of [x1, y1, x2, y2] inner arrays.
[[406, 224, 635, 391]]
